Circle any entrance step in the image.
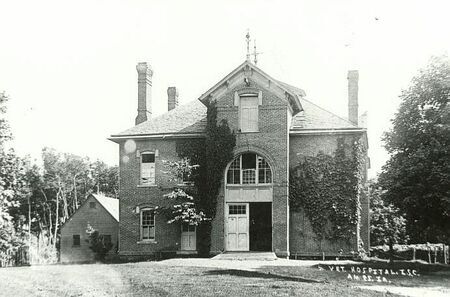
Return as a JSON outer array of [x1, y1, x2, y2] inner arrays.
[[211, 252, 277, 261]]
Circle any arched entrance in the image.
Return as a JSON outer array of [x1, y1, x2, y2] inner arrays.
[[224, 153, 273, 251]]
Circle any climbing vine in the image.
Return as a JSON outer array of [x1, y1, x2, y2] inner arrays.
[[289, 137, 364, 241], [175, 100, 236, 256]]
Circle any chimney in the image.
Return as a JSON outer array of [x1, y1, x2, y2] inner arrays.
[[135, 62, 153, 125], [347, 70, 359, 126], [167, 87, 179, 111]]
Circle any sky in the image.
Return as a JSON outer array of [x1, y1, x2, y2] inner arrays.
[[1, 0, 449, 178]]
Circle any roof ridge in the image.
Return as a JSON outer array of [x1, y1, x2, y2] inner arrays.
[[299, 96, 357, 127]]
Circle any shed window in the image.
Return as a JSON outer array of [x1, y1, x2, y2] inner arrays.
[[89, 202, 96, 209], [73, 235, 80, 246]]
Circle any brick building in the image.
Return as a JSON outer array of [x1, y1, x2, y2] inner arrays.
[[109, 60, 369, 258], [60, 194, 119, 263]]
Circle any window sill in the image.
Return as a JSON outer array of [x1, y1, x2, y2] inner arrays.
[[238, 131, 260, 134], [226, 184, 273, 188], [137, 184, 158, 188], [137, 240, 157, 245]]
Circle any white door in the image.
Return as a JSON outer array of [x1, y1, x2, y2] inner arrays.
[[181, 223, 196, 251], [226, 203, 249, 251]]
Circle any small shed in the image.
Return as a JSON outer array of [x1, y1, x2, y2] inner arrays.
[[60, 194, 119, 263]]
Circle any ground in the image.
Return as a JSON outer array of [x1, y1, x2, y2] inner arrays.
[[1, 259, 449, 296]]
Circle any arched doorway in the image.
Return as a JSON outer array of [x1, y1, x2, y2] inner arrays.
[[225, 153, 273, 251]]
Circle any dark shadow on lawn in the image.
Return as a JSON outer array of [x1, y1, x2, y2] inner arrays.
[[205, 269, 323, 283]]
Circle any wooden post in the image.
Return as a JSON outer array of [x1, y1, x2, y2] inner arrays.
[[434, 247, 438, 264], [322, 252, 325, 261], [444, 244, 448, 264], [412, 247, 416, 261], [428, 248, 431, 264]]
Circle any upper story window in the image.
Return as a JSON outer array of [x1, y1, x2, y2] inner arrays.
[[240, 94, 259, 132], [226, 153, 272, 185], [141, 152, 155, 185], [89, 202, 96, 209]]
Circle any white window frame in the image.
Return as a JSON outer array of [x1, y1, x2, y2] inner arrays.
[[140, 152, 156, 186], [140, 208, 156, 241], [226, 153, 272, 185]]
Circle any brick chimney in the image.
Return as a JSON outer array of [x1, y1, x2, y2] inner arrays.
[[347, 70, 359, 126], [135, 62, 153, 125], [167, 87, 179, 111]]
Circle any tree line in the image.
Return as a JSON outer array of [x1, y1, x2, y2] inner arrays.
[[0, 92, 118, 264]]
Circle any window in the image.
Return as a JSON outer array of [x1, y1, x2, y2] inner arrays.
[[229, 204, 246, 215], [226, 153, 272, 185], [141, 209, 155, 241], [73, 235, 80, 246], [103, 235, 112, 246], [89, 202, 96, 209], [240, 95, 258, 132], [141, 152, 156, 185]]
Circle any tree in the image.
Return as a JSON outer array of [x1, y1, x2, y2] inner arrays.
[[379, 56, 450, 244], [0, 92, 27, 265], [161, 158, 206, 225], [368, 180, 408, 261], [86, 224, 113, 262]]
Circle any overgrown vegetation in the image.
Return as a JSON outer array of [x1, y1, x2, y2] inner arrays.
[[289, 137, 364, 242], [86, 224, 114, 262], [172, 101, 236, 257]]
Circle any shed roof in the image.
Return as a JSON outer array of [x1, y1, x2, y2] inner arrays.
[[92, 194, 119, 222]]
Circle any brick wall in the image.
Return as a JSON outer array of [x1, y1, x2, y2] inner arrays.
[[118, 138, 183, 256], [213, 78, 290, 257], [60, 196, 118, 263]]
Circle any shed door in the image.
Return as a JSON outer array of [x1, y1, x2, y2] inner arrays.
[[226, 203, 249, 251]]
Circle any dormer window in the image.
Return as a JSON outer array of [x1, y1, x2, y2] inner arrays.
[[239, 94, 259, 132]]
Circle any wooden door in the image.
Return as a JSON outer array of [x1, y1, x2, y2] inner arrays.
[[181, 223, 196, 251], [226, 203, 249, 251]]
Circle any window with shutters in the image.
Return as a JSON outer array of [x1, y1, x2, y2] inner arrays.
[[240, 95, 259, 132], [140, 152, 155, 185]]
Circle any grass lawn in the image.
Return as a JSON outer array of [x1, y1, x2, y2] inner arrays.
[[0, 260, 448, 296]]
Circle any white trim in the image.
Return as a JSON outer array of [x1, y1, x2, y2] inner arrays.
[[140, 208, 156, 242], [289, 128, 366, 135], [108, 133, 205, 142]]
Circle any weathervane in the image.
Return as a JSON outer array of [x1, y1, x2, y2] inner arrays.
[[245, 30, 262, 65], [246, 30, 251, 62], [253, 40, 262, 65]]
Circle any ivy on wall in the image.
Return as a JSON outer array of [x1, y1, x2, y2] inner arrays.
[[176, 100, 236, 256], [289, 137, 364, 241]]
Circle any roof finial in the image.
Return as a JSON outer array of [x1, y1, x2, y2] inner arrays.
[[245, 30, 251, 62], [253, 39, 262, 65]]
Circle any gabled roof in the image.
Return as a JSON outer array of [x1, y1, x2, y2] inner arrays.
[[92, 194, 119, 222], [110, 100, 207, 139], [198, 60, 304, 115], [109, 61, 360, 139], [291, 98, 357, 130]]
